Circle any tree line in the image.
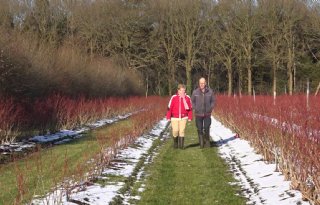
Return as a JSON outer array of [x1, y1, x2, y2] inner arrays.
[[0, 0, 319, 97]]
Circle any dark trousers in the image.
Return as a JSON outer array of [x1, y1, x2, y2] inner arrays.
[[195, 116, 211, 135]]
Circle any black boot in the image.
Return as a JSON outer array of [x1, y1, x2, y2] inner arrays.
[[198, 131, 204, 148], [179, 137, 184, 149], [173, 137, 178, 149], [204, 130, 210, 148]]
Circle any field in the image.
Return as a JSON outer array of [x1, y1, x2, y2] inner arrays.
[[0, 94, 319, 205]]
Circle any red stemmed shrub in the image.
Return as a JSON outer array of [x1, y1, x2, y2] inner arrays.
[[60, 96, 167, 197], [0, 97, 25, 143], [215, 94, 320, 204], [0, 95, 168, 142]]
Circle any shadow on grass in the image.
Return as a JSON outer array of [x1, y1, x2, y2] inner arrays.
[[184, 142, 200, 149], [184, 140, 220, 149]]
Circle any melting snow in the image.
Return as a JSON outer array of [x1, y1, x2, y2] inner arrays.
[[211, 116, 310, 205], [29, 116, 308, 205], [31, 118, 168, 205]]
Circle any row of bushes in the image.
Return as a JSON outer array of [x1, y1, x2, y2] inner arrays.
[[8, 96, 168, 205], [215, 95, 320, 205], [0, 95, 162, 143], [0, 29, 143, 98]]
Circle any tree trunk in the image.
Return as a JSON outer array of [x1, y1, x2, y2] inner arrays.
[[247, 65, 252, 96], [287, 47, 294, 95], [228, 69, 233, 97], [145, 75, 149, 98], [186, 62, 192, 96], [247, 42, 253, 95], [168, 77, 172, 96], [287, 69, 293, 95], [185, 35, 194, 95], [238, 68, 242, 96], [157, 70, 161, 96], [272, 57, 277, 95], [168, 59, 175, 95], [226, 59, 233, 96]]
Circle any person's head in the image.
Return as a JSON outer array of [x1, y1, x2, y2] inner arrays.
[[177, 84, 186, 96], [199, 77, 206, 90]]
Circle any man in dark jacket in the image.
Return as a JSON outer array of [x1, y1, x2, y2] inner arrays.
[[191, 77, 215, 148]]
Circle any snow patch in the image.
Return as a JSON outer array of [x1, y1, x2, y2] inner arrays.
[[31, 118, 168, 205], [211, 116, 309, 205]]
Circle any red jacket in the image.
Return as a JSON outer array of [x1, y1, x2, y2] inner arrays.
[[166, 94, 192, 120]]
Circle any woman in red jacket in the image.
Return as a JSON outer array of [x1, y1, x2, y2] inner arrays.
[[166, 84, 192, 149]]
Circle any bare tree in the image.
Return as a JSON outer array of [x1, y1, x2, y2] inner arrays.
[[151, 0, 180, 95], [174, 0, 208, 94], [198, 1, 218, 89], [281, 0, 307, 95], [2, 0, 320, 97], [257, 0, 285, 95], [214, 0, 238, 96], [231, 0, 258, 95]]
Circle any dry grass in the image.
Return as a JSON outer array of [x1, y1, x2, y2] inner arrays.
[[0, 28, 143, 98]]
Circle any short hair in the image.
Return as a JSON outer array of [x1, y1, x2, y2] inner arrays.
[[199, 77, 206, 83], [177, 84, 186, 90]]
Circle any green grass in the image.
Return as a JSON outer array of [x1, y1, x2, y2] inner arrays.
[[0, 135, 101, 205], [0, 119, 134, 205], [138, 121, 246, 205]]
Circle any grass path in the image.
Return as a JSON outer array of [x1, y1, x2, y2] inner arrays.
[[138, 121, 246, 205]]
